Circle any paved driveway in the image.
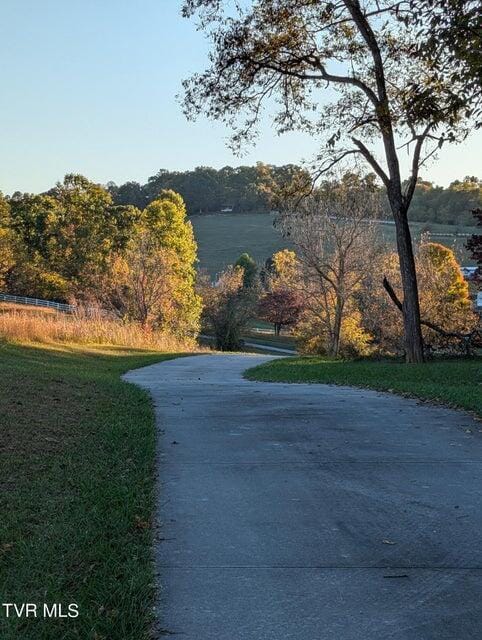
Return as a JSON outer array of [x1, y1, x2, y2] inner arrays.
[[125, 354, 482, 640]]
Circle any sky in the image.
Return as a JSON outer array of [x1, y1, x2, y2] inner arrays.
[[0, 0, 480, 195]]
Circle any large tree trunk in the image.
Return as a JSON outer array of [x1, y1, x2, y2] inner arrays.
[[392, 208, 425, 363]]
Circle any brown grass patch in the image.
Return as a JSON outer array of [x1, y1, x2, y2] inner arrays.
[[0, 301, 58, 315], [0, 307, 198, 351]]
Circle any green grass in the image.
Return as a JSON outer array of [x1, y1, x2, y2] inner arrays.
[[0, 342, 181, 640], [191, 212, 478, 275], [245, 356, 482, 416]]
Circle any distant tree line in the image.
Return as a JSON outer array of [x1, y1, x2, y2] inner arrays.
[[106, 165, 481, 226], [408, 177, 481, 226], [106, 164, 308, 214]]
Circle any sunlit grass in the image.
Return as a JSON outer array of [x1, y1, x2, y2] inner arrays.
[[245, 356, 482, 416], [0, 304, 198, 351], [0, 341, 182, 639]]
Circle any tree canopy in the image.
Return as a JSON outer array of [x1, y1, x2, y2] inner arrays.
[[108, 166, 481, 226], [181, 0, 481, 362], [108, 164, 309, 214]]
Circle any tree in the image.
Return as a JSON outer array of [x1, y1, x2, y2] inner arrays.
[[259, 288, 302, 336], [277, 177, 381, 357], [136, 190, 201, 335], [417, 243, 477, 347], [407, 0, 481, 126], [182, 0, 479, 362], [143, 190, 197, 268], [200, 266, 257, 350], [235, 252, 258, 288], [365, 243, 479, 354], [100, 231, 199, 335], [142, 190, 201, 330], [259, 249, 303, 335], [0, 193, 14, 289], [256, 163, 312, 209], [466, 208, 481, 282], [97, 191, 201, 337], [8, 175, 139, 299], [269, 249, 299, 287]]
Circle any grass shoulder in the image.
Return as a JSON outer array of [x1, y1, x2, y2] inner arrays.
[[0, 341, 183, 640], [245, 355, 482, 417]]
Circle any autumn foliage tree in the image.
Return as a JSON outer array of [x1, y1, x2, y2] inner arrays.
[[364, 243, 479, 353], [100, 190, 201, 337], [8, 174, 139, 300], [259, 289, 303, 336], [200, 266, 257, 350], [277, 177, 382, 357], [182, 0, 480, 362], [417, 243, 479, 349], [259, 249, 303, 335], [0, 193, 14, 290]]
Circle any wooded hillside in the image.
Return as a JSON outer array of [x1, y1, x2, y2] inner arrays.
[[106, 166, 481, 225]]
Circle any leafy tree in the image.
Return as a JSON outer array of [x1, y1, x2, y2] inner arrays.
[[0, 193, 15, 289], [258, 289, 303, 336], [8, 175, 139, 299], [277, 177, 382, 357], [466, 208, 481, 281], [182, 0, 480, 362], [138, 190, 201, 335], [256, 163, 312, 209], [95, 191, 201, 336], [270, 250, 299, 287], [235, 252, 258, 288], [407, 0, 481, 125], [200, 266, 257, 350], [99, 231, 200, 335], [259, 249, 303, 335], [364, 243, 479, 353], [417, 242, 480, 351]]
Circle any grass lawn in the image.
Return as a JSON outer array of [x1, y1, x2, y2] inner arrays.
[[0, 341, 180, 640], [245, 356, 482, 417], [191, 212, 477, 275]]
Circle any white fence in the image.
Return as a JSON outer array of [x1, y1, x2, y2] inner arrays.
[[0, 293, 75, 314]]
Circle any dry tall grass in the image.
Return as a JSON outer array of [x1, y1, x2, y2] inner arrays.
[[0, 304, 198, 351]]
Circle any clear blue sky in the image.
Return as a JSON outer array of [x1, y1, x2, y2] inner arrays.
[[1, 0, 480, 195]]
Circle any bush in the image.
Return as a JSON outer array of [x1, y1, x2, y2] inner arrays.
[[297, 310, 373, 358]]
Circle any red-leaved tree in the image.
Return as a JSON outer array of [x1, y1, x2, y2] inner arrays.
[[258, 288, 303, 336]]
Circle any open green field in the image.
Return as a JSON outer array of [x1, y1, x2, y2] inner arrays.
[[191, 212, 478, 275], [0, 342, 180, 640], [245, 356, 482, 417]]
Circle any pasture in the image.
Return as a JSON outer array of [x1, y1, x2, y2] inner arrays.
[[191, 212, 478, 275]]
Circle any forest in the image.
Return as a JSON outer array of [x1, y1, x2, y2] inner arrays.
[[104, 164, 482, 226]]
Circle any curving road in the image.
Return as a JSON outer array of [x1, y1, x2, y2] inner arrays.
[[125, 354, 482, 640]]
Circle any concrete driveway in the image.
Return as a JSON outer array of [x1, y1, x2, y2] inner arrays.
[[124, 354, 482, 640]]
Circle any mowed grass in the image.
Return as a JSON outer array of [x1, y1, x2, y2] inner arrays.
[[245, 356, 482, 416], [0, 342, 180, 640], [191, 212, 477, 275]]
